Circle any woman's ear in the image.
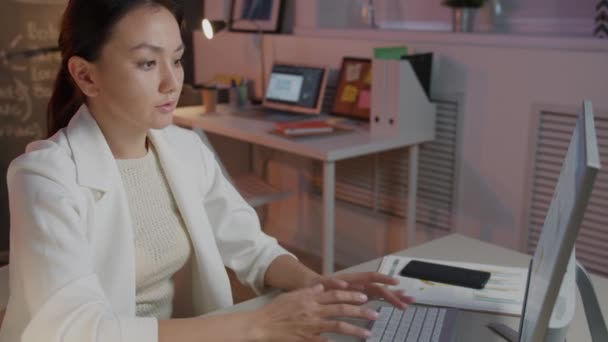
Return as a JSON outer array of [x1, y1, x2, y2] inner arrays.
[[67, 56, 99, 97]]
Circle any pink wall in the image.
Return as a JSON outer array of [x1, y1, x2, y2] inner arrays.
[[310, 0, 596, 36], [193, 26, 608, 262]]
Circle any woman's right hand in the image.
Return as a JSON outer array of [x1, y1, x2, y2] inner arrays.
[[252, 284, 379, 341]]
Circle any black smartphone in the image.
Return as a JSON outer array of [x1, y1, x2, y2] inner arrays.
[[399, 260, 491, 290]]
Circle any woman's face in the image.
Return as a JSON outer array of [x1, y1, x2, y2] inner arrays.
[[90, 5, 184, 130]]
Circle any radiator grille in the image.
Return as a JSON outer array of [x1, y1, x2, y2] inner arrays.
[[314, 98, 460, 232]]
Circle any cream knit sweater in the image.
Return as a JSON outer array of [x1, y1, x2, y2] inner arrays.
[[116, 144, 191, 319]]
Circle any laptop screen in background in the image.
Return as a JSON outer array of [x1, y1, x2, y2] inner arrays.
[[266, 73, 303, 103], [265, 64, 325, 109]]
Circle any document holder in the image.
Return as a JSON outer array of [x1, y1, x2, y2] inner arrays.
[[370, 58, 436, 139]]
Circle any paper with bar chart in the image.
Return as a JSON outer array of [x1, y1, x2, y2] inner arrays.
[[378, 255, 528, 315]]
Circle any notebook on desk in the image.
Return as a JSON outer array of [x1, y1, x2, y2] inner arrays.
[[270, 119, 356, 139]]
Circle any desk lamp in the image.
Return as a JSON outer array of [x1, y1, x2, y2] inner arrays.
[[201, 18, 266, 101]]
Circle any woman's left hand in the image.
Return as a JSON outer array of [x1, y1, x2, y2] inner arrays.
[[309, 272, 415, 310]]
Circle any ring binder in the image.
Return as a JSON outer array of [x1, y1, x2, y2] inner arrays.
[[370, 58, 436, 139]]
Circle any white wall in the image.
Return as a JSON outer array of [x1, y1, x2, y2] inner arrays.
[[203, 0, 230, 21], [204, 0, 597, 34], [193, 28, 608, 263]]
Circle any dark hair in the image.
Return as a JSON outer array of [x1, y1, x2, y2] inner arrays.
[[47, 0, 183, 137]]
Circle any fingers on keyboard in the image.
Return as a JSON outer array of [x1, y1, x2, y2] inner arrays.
[[319, 320, 371, 339], [316, 290, 368, 305], [322, 304, 379, 320]]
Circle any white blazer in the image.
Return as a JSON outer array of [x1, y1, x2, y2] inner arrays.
[[0, 105, 292, 342]]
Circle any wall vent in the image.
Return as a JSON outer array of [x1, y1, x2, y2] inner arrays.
[[313, 97, 461, 233]]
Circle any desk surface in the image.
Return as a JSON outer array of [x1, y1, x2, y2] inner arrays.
[[210, 234, 608, 341], [173, 105, 434, 162]]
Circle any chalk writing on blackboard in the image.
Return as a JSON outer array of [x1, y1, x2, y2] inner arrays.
[[0, 19, 60, 138], [0, 0, 66, 251], [13, 0, 66, 4]]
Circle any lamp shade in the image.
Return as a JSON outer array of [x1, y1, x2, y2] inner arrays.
[[202, 19, 227, 39]]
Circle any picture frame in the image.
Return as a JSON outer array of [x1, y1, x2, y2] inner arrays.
[[230, 0, 284, 33], [331, 57, 372, 120]]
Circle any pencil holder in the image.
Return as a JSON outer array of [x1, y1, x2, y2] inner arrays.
[[201, 87, 217, 113]]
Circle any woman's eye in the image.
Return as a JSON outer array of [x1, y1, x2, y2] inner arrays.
[[174, 58, 182, 67], [138, 60, 156, 70]]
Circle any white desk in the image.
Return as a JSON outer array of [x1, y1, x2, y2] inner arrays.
[[173, 105, 435, 274], [208, 234, 608, 341]]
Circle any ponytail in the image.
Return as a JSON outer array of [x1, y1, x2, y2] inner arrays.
[[46, 63, 82, 137]]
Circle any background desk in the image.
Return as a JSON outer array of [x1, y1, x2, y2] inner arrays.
[[207, 234, 608, 341], [174, 105, 435, 273]]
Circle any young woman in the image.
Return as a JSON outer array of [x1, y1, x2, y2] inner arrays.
[[0, 1, 413, 341]]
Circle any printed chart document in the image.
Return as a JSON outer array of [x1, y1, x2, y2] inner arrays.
[[378, 255, 528, 315]]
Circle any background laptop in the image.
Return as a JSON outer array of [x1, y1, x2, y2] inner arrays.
[[239, 62, 328, 121]]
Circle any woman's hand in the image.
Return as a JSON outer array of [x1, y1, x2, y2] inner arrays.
[[310, 272, 415, 310], [253, 284, 379, 341]]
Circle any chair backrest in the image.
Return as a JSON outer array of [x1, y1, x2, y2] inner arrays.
[[0, 265, 8, 310], [0, 264, 8, 328]]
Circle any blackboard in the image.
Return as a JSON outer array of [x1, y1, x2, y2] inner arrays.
[[1, 0, 66, 251]]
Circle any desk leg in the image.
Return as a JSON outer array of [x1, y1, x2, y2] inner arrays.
[[407, 145, 419, 247], [322, 161, 335, 274]]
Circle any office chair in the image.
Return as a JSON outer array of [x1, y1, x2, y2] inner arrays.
[[0, 264, 8, 328]]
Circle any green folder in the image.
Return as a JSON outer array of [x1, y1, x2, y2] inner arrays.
[[373, 46, 408, 60]]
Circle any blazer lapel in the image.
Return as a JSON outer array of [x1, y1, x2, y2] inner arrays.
[[64, 105, 137, 314], [66, 108, 232, 314], [147, 129, 204, 242], [65, 105, 116, 195], [148, 129, 233, 312]]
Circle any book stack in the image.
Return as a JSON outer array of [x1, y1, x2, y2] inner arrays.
[[275, 120, 334, 136]]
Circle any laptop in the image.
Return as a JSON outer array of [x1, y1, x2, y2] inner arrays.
[[239, 62, 328, 121], [327, 100, 600, 342]]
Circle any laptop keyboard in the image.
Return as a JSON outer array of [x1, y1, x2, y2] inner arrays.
[[366, 306, 455, 342]]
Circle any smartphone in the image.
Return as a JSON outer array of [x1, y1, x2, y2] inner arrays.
[[399, 260, 491, 290]]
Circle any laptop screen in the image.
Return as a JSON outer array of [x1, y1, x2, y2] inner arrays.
[[266, 72, 304, 103], [263, 63, 327, 115]]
